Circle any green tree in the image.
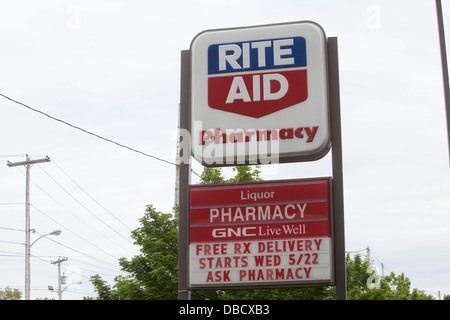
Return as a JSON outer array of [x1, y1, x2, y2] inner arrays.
[[90, 274, 119, 300], [199, 167, 226, 184], [0, 286, 22, 300], [344, 253, 432, 300], [90, 205, 179, 300], [119, 204, 179, 299], [198, 165, 262, 184], [227, 166, 262, 183]]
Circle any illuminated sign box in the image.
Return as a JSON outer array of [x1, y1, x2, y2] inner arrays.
[[190, 21, 331, 166], [189, 178, 334, 289]]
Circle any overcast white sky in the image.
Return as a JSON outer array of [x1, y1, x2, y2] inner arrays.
[[1, 0, 449, 300]]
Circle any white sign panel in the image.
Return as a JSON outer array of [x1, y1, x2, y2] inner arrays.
[[190, 238, 332, 287], [190, 21, 330, 166]]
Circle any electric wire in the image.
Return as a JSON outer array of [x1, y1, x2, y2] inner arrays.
[[0, 248, 123, 278], [0, 250, 22, 255], [32, 229, 123, 272], [0, 226, 25, 232], [52, 160, 132, 231], [68, 257, 124, 275], [345, 248, 366, 254], [32, 227, 124, 273], [28, 252, 122, 279], [0, 239, 24, 245], [0, 203, 24, 205], [31, 204, 122, 263], [0, 154, 28, 158], [0, 93, 177, 166], [36, 164, 134, 245], [347, 247, 393, 276], [0, 220, 126, 295], [2, 166, 134, 283], [370, 249, 392, 275], [0, 95, 203, 178], [30, 179, 134, 254], [11, 165, 135, 256]]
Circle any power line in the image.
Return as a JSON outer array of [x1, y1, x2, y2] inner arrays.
[[0, 94, 204, 179], [0, 250, 22, 255], [0, 249, 124, 277], [346, 248, 366, 254], [346, 247, 393, 276], [30, 224, 123, 271], [0, 239, 24, 245], [0, 93, 177, 167], [12, 166, 135, 256], [68, 257, 125, 275], [31, 204, 123, 262], [52, 160, 132, 231], [0, 226, 25, 232], [370, 249, 392, 275], [0, 154, 27, 158], [36, 164, 133, 245]]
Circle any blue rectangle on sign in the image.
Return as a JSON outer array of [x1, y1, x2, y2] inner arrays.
[[208, 37, 306, 75]]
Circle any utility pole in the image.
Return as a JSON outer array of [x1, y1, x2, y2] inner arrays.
[[436, 0, 450, 166], [51, 257, 68, 300], [366, 246, 371, 263], [174, 104, 181, 207], [7, 155, 51, 300]]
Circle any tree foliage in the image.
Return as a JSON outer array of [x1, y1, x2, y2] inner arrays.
[[0, 286, 22, 300], [90, 166, 434, 300], [345, 254, 432, 300], [91, 205, 179, 300]]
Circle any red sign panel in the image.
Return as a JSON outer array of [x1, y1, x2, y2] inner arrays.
[[189, 178, 333, 288], [208, 69, 308, 118]]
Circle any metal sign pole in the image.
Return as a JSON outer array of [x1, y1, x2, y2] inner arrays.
[[436, 0, 450, 166], [178, 50, 191, 300], [328, 37, 347, 300]]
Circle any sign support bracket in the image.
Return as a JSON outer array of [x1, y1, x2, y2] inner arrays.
[[328, 37, 347, 300], [178, 50, 191, 300]]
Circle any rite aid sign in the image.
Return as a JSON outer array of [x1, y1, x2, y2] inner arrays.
[[190, 21, 330, 166]]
